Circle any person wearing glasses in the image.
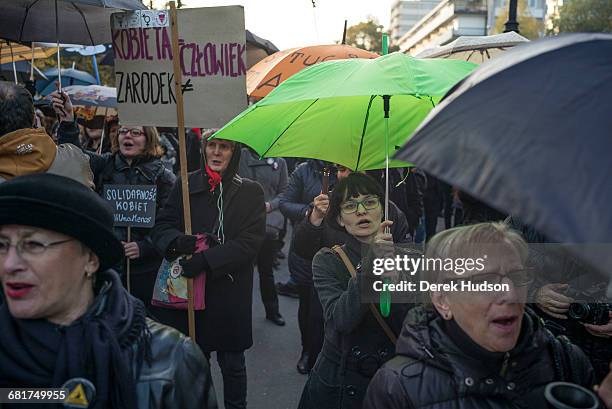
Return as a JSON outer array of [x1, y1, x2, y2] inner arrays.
[[298, 173, 411, 409], [0, 173, 217, 409], [292, 169, 410, 373], [364, 222, 595, 409], [52, 91, 175, 306]]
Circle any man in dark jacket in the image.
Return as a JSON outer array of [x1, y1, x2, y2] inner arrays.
[[0, 81, 92, 187], [279, 159, 336, 374], [239, 148, 288, 326], [151, 138, 266, 409]]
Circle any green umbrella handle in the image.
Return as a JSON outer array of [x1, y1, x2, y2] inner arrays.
[[380, 278, 391, 317]]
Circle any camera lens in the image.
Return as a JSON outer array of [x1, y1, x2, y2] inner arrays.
[[568, 303, 590, 321]]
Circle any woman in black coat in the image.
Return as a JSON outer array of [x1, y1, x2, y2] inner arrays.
[[150, 138, 266, 409], [0, 173, 216, 409], [53, 92, 176, 306], [364, 222, 595, 409], [298, 173, 411, 409]]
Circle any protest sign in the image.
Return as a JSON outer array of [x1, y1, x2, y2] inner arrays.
[[111, 6, 246, 128], [103, 184, 157, 228]]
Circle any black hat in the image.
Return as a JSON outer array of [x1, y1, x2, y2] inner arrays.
[[0, 173, 122, 271]]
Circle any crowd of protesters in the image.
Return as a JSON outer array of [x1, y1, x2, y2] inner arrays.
[[1, 78, 612, 409]]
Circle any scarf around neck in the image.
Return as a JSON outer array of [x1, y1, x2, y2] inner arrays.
[[205, 164, 222, 192], [0, 270, 150, 408]]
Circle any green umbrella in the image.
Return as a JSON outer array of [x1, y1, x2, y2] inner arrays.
[[212, 52, 476, 171], [213, 49, 475, 317]]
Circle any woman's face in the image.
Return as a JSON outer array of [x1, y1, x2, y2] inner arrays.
[[433, 245, 527, 352], [118, 126, 146, 158], [205, 139, 235, 174], [338, 193, 382, 241], [86, 127, 103, 140], [109, 123, 120, 141], [0, 225, 98, 325]]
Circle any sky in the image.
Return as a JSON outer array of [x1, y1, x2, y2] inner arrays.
[[150, 0, 393, 50]]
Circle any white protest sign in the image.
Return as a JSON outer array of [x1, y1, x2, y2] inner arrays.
[[111, 6, 246, 128]]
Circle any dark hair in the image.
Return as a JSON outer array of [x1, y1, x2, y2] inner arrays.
[[326, 172, 384, 230], [0, 81, 34, 136]]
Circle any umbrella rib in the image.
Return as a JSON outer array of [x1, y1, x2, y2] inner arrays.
[[19, 0, 42, 42], [260, 98, 320, 158], [354, 95, 376, 170], [72, 2, 96, 46]]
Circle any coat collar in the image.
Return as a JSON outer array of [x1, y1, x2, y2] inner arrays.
[[113, 153, 162, 182]]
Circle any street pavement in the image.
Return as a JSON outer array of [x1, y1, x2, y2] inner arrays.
[[210, 230, 306, 409]]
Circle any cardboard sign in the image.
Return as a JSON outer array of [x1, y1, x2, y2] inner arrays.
[[103, 185, 157, 228], [111, 6, 247, 128]]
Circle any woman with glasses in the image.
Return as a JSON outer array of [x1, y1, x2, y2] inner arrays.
[[53, 92, 175, 305], [364, 222, 595, 409], [0, 173, 216, 409], [298, 173, 411, 409]]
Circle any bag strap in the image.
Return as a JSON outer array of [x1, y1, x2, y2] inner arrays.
[[331, 245, 397, 345]]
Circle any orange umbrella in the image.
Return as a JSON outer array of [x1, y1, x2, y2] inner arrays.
[[0, 41, 57, 64], [247, 44, 378, 99]]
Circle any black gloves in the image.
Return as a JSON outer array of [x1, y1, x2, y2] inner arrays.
[[179, 253, 208, 278], [171, 234, 198, 255]]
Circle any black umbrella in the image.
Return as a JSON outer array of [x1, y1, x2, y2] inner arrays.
[[1, 0, 144, 90], [0, 0, 145, 45], [396, 34, 612, 271]]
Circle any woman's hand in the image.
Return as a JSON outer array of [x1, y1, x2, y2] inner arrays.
[[535, 283, 573, 319], [309, 193, 329, 227], [373, 220, 396, 280], [50, 90, 74, 123], [122, 241, 140, 260]]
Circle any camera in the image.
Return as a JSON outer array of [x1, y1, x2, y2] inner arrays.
[[567, 302, 611, 326], [566, 284, 611, 325]]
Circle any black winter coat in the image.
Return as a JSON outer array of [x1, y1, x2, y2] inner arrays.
[[280, 160, 336, 286], [363, 307, 595, 409], [57, 121, 176, 275], [150, 165, 266, 352], [298, 237, 411, 409]]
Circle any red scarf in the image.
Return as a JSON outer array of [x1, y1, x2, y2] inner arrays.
[[205, 164, 222, 192]]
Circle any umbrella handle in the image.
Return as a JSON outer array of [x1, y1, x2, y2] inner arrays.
[[55, 0, 62, 92], [321, 167, 330, 194], [381, 96, 392, 318], [380, 279, 391, 316]]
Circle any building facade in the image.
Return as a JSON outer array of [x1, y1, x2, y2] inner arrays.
[[390, 0, 444, 45], [396, 0, 488, 55]]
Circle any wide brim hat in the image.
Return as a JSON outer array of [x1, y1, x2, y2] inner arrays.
[[0, 173, 122, 271]]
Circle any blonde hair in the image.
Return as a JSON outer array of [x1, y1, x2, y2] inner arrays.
[[111, 126, 163, 159], [425, 222, 528, 278]]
